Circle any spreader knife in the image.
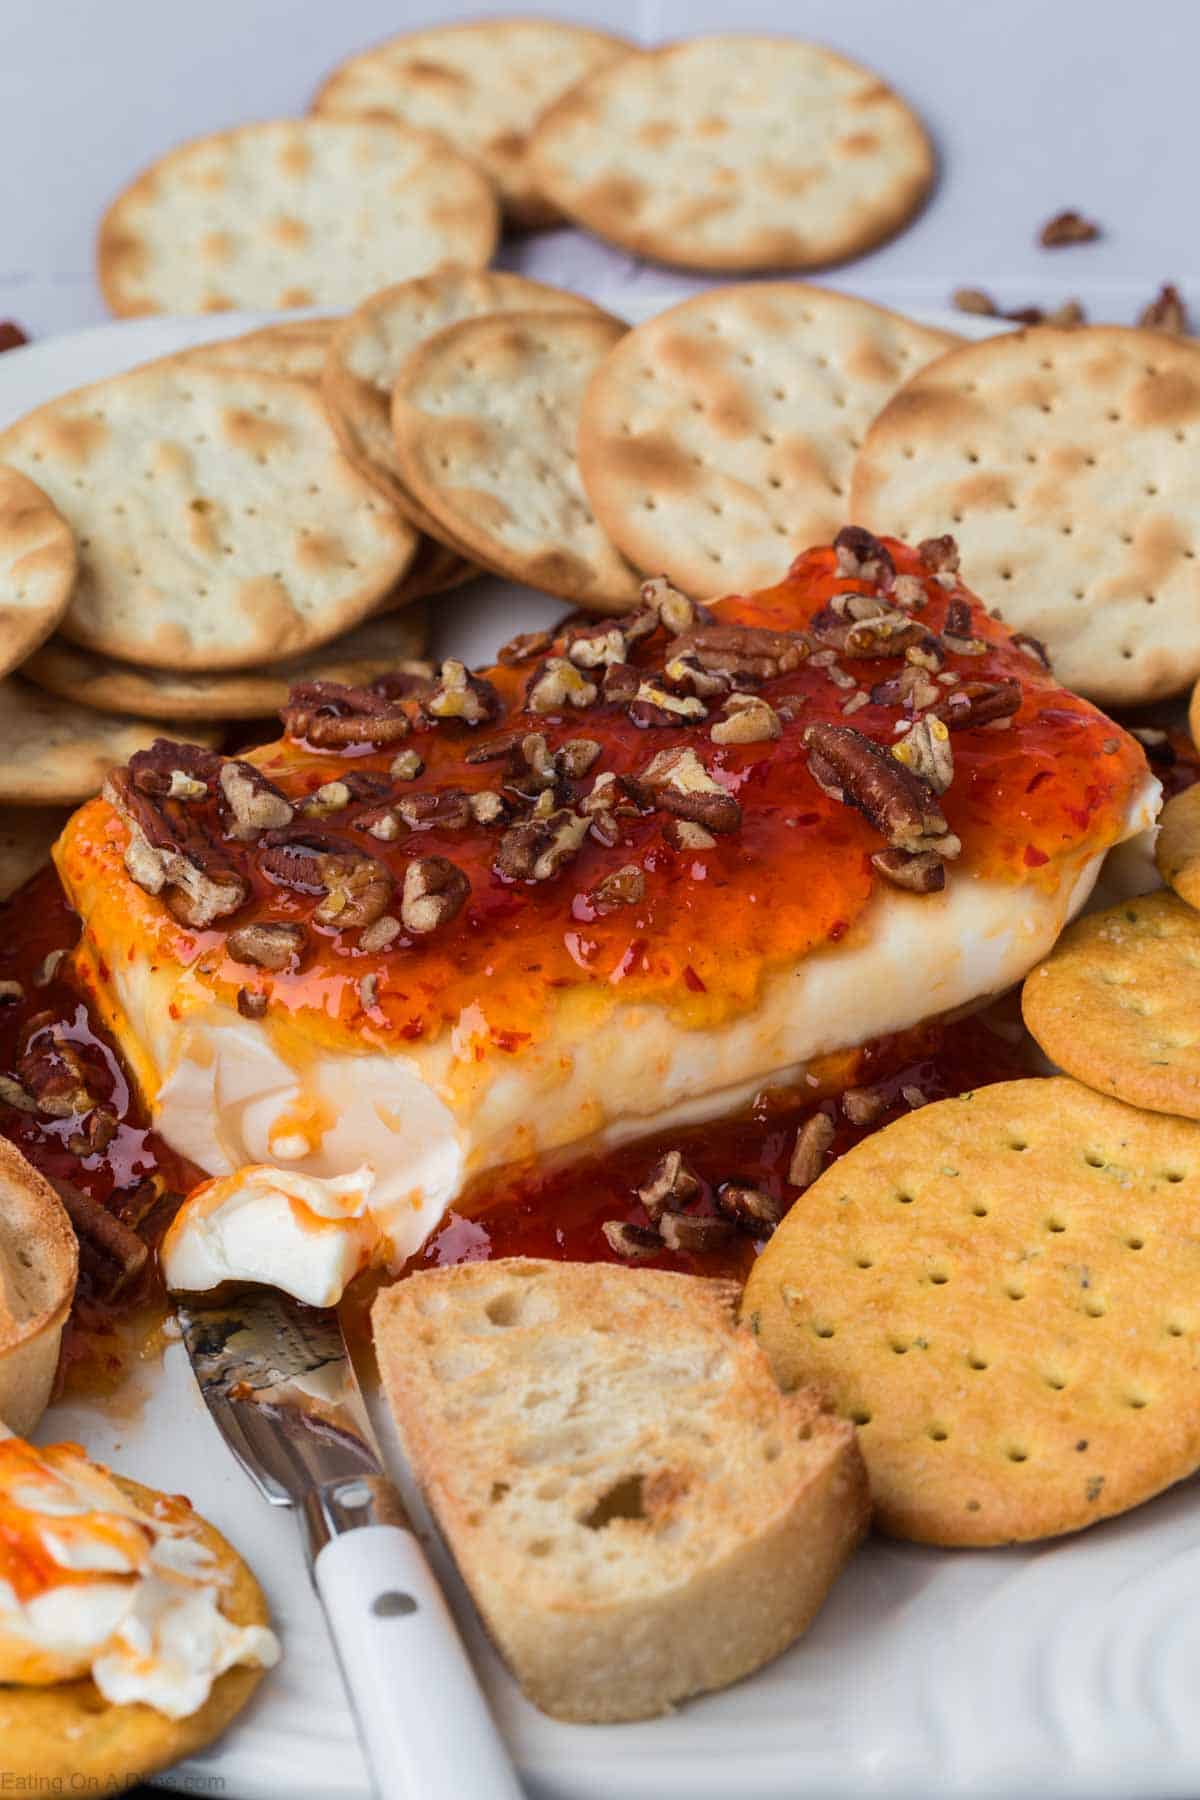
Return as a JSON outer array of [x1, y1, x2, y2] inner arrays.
[[176, 1287, 523, 1800]]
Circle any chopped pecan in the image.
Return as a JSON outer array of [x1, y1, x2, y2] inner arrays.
[[662, 817, 716, 851], [390, 749, 425, 781], [564, 624, 628, 669], [526, 658, 598, 714], [556, 738, 602, 780], [0, 1075, 34, 1113], [33, 950, 67, 987], [494, 809, 590, 882], [871, 664, 940, 711], [237, 987, 268, 1020], [51, 1176, 147, 1295], [423, 660, 502, 727], [17, 1030, 93, 1118], [397, 789, 472, 831], [368, 663, 435, 704], [633, 748, 741, 835], [891, 574, 927, 610], [814, 596, 928, 659], [715, 1183, 783, 1233], [602, 662, 640, 704], [803, 723, 957, 856], [227, 921, 305, 971], [360, 914, 401, 953], [932, 677, 1022, 730], [662, 651, 734, 700], [636, 1150, 701, 1222], [628, 681, 708, 728], [497, 627, 555, 666], [833, 526, 895, 586], [314, 854, 393, 929], [282, 680, 411, 746], [302, 779, 353, 816], [710, 693, 780, 745], [870, 847, 946, 892], [665, 622, 806, 683], [219, 760, 294, 839], [952, 287, 998, 317], [258, 832, 339, 893], [843, 1085, 889, 1127], [590, 864, 645, 912], [917, 536, 960, 575], [400, 857, 469, 934], [105, 767, 247, 929], [1138, 282, 1190, 335], [788, 1112, 835, 1189], [602, 1220, 661, 1261], [892, 716, 954, 793], [1011, 631, 1051, 671], [640, 574, 708, 635], [904, 636, 945, 673], [657, 1212, 734, 1253], [469, 789, 509, 826], [128, 740, 222, 800], [1039, 209, 1100, 247], [0, 980, 22, 1004], [68, 1105, 119, 1158]]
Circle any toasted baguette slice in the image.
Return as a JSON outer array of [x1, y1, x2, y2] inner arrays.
[[372, 1258, 869, 1722]]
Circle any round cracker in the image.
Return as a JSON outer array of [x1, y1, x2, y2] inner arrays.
[[97, 118, 499, 317], [0, 1475, 273, 1791], [0, 364, 417, 672], [744, 1076, 1200, 1546], [391, 310, 642, 612], [0, 466, 76, 680], [0, 678, 219, 804], [850, 326, 1200, 707], [529, 35, 935, 271], [0, 804, 72, 898], [579, 284, 957, 599], [23, 606, 429, 723], [1189, 674, 1200, 753], [1155, 784, 1200, 910], [1022, 890, 1200, 1118], [176, 317, 336, 383], [322, 270, 609, 538], [312, 18, 632, 229]]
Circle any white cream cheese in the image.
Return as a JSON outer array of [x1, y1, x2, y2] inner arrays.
[[0, 1429, 278, 1715], [146, 773, 1160, 1304]]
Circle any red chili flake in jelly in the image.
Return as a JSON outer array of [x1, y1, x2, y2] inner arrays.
[[829, 918, 848, 941], [1023, 845, 1050, 867], [683, 965, 706, 993], [491, 1029, 530, 1053], [1026, 770, 1053, 795]]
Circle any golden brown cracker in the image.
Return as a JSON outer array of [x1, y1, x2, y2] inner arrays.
[[0, 466, 76, 680], [744, 1076, 1200, 1545], [1155, 784, 1200, 910], [851, 326, 1200, 706], [0, 679, 219, 804]]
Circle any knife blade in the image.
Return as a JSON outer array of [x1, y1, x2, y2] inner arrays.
[[176, 1286, 523, 1800]]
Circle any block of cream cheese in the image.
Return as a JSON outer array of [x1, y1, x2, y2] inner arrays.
[[55, 533, 1157, 1302]]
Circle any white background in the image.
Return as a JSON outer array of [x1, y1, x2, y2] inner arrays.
[[0, 0, 1191, 339]]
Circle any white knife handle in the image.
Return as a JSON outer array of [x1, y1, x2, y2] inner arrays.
[[314, 1523, 524, 1800]]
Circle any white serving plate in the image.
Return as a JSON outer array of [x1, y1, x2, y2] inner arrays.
[[6, 302, 1195, 1800]]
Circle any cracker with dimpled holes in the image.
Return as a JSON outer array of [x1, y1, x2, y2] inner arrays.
[[1154, 785, 1200, 912], [578, 284, 956, 599], [390, 310, 643, 612], [0, 364, 417, 672], [0, 467, 76, 679], [22, 605, 429, 724], [176, 318, 336, 384], [743, 1077, 1200, 1546], [0, 679, 219, 805], [97, 119, 498, 319], [312, 18, 632, 229], [0, 1477, 273, 1795], [850, 326, 1200, 707], [1022, 890, 1200, 1118], [529, 36, 934, 272], [322, 270, 611, 538]]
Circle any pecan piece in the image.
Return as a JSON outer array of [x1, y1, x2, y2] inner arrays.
[[843, 1085, 889, 1127], [525, 657, 598, 714], [662, 651, 734, 701], [662, 817, 716, 851], [17, 1030, 94, 1118], [360, 914, 401, 953], [633, 748, 741, 836], [916, 535, 960, 575], [219, 760, 294, 839], [400, 857, 469, 934], [227, 921, 306, 971], [51, 1177, 147, 1296], [932, 677, 1022, 731], [590, 864, 646, 912], [658, 1212, 734, 1253], [314, 854, 393, 930], [803, 723, 957, 856], [892, 716, 954, 793], [602, 1220, 661, 1262], [1039, 209, 1100, 247], [237, 987, 269, 1020], [564, 624, 628, 669], [423, 659, 502, 726], [870, 846, 946, 893], [128, 740, 223, 800], [715, 1183, 783, 1233], [710, 693, 780, 745], [497, 627, 555, 667], [636, 1150, 701, 1223], [105, 768, 247, 928], [602, 662, 641, 704], [665, 622, 806, 683], [640, 574, 708, 634], [282, 680, 411, 746], [870, 664, 940, 711], [494, 810, 590, 882], [788, 1112, 835, 1189], [1011, 631, 1051, 671], [833, 525, 895, 586], [1137, 283, 1190, 336], [397, 789, 473, 831], [628, 681, 708, 728], [952, 287, 998, 318]]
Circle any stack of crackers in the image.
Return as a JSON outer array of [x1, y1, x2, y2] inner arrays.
[[92, 24, 937, 317]]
